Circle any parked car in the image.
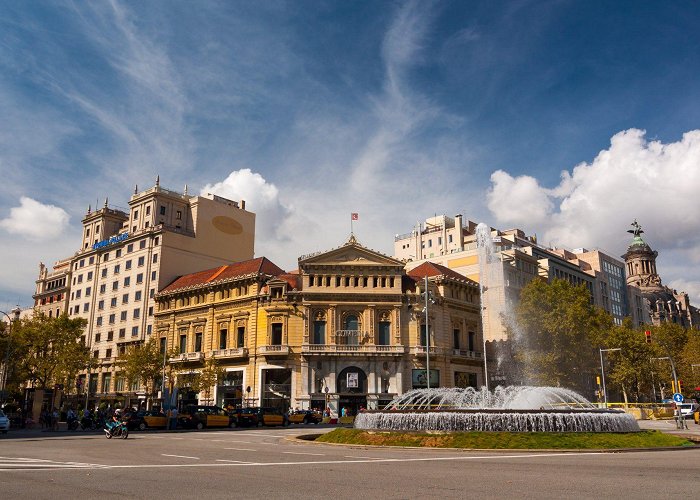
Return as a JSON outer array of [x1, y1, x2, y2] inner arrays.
[[179, 405, 232, 429], [0, 410, 10, 433], [678, 401, 699, 419], [248, 407, 289, 427], [288, 410, 322, 425], [124, 409, 168, 430], [228, 407, 259, 427], [141, 410, 168, 430]]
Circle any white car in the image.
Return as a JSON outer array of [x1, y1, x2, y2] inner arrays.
[[0, 410, 10, 433], [678, 401, 699, 419]]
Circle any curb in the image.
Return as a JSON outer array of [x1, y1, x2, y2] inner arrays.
[[287, 433, 700, 454]]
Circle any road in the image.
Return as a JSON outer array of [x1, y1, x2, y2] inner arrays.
[[0, 425, 698, 499]]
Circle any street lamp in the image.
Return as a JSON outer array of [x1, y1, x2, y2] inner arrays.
[[651, 356, 684, 429], [0, 306, 22, 404], [599, 347, 621, 408], [422, 276, 436, 390]]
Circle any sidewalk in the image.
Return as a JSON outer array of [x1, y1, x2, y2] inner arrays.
[[637, 417, 700, 440]]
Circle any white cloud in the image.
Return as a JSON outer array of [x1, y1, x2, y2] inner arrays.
[[0, 196, 70, 241], [487, 170, 553, 228], [201, 168, 293, 243], [487, 128, 700, 303]]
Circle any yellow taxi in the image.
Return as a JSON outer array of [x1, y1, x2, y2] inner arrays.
[[141, 411, 168, 430], [179, 405, 233, 429], [250, 407, 289, 427]]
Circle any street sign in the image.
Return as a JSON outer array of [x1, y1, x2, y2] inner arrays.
[[672, 393, 684, 403]]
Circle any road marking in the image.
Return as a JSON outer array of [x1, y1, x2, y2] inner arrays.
[[161, 454, 200, 460], [344, 456, 383, 460], [0, 452, 612, 472], [216, 459, 251, 463], [282, 452, 325, 456], [0, 457, 108, 471], [223, 447, 257, 452]]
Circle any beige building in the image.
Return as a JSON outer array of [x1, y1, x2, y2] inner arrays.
[[60, 179, 255, 403], [394, 216, 541, 342], [33, 258, 71, 318], [622, 220, 699, 329], [155, 237, 483, 414]]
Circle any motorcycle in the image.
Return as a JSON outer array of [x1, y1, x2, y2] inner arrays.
[[104, 420, 129, 439], [67, 417, 80, 431]]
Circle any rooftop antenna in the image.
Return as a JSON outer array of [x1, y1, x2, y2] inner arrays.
[[184, 184, 188, 195], [156, 175, 160, 187], [134, 184, 138, 194]]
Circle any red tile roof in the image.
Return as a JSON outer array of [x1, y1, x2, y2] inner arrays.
[[160, 257, 285, 294], [407, 261, 479, 286]]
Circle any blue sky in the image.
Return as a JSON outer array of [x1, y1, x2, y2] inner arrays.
[[2, 0, 700, 309]]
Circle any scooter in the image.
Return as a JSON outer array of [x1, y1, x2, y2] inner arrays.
[[104, 420, 128, 439]]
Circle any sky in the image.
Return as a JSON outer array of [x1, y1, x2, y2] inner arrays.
[[2, 0, 700, 310]]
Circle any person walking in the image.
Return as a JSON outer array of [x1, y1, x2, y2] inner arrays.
[[168, 407, 178, 430]]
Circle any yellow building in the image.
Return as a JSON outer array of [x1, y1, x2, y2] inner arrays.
[[155, 237, 482, 415]]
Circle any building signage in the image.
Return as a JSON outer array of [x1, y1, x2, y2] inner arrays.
[[411, 369, 439, 388], [93, 232, 129, 250], [335, 330, 372, 339], [347, 372, 359, 388]]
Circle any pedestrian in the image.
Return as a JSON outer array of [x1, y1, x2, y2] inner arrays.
[[168, 407, 178, 430], [51, 407, 59, 431], [341, 407, 347, 418]]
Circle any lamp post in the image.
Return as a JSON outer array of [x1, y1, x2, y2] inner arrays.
[[0, 306, 22, 404], [424, 275, 430, 390], [599, 347, 621, 408], [651, 356, 684, 429]]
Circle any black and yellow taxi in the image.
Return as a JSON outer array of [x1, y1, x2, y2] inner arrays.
[[288, 409, 323, 425], [179, 405, 234, 430], [248, 407, 289, 427]]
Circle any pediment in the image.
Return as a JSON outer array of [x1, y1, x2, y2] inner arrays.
[[300, 241, 404, 268]]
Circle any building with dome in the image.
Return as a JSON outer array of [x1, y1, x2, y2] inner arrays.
[[622, 220, 699, 329]]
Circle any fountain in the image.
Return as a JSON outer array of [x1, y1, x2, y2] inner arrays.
[[354, 386, 640, 432], [354, 222, 639, 434]]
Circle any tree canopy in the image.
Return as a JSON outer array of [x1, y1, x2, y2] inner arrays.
[[10, 313, 91, 391], [508, 278, 613, 394]]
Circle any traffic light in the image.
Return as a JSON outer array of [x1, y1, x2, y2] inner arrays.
[[644, 330, 652, 344]]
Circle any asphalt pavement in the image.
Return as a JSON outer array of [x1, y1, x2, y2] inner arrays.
[[0, 421, 698, 499]]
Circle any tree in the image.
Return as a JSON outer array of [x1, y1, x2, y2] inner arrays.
[[680, 329, 700, 396], [117, 336, 165, 405], [12, 313, 90, 391], [601, 319, 656, 403], [196, 358, 224, 404], [508, 278, 614, 394]]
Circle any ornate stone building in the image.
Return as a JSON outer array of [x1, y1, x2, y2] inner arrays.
[[623, 220, 699, 329], [155, 237, 482, 415]]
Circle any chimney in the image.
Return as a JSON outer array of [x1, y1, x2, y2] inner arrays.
[[241, 200, 246, 210]]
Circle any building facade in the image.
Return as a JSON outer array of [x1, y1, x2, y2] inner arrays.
[[622, 220, 699, 329], [50, 179, 255, 405], [33, 258, 71, 318], [155, 237, 483, 415]]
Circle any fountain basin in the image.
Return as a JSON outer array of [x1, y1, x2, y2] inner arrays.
[[354, 408, 640, 433]]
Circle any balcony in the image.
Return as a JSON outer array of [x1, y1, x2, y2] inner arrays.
[[302, 344, 406, 356], [257, 345, 290, 356], [172, 352, 205, 363], [411, 346, 443, 355], [451, 349, 482, 359], [210, 347, 248, 360]]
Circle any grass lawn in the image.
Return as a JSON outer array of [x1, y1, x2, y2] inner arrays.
[[316, 428, 695, 449]]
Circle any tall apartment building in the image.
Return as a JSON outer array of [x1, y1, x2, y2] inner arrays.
[[155, 237, 483, 414], [33, 258, 71, 318], [393, 215, 645, 338], [59, 179, 255, 403]]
